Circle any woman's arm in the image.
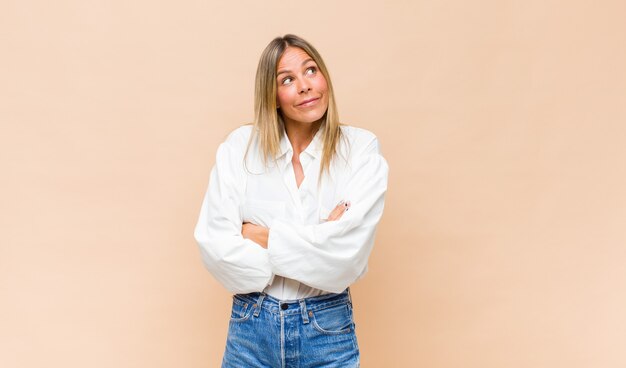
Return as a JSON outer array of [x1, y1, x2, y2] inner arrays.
[[193, 128, 274, 294], [263, 135, 389, 293], [241, 201, 351, 248]]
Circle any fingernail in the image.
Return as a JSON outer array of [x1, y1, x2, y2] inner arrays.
[[337, 200, 345, 206]]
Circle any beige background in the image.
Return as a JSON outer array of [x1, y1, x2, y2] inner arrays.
[[2, 0, 625, 367]]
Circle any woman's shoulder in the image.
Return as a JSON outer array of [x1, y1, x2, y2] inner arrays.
[[339, 124, 381, 153], [222, 124, 254, 148], [340, 124, 378, 141]]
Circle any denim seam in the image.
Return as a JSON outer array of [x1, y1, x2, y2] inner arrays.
[[229, 302, 252, 323], [232, 291, 350, 315], [310, 307, 353, 335], [253, 293, 265, 317]]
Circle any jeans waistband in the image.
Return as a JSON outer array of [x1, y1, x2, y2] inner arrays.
[[233, 288, 352, 318]]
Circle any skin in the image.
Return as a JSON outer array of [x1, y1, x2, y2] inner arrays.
[[242, 47, 349, 248]]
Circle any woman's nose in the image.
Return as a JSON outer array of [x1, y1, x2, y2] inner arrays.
[[298, 81, 311, 94]]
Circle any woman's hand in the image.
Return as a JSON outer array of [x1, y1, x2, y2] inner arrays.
[[324, 200, 351, 222], [242, 222, 269, 249], [242, 200, 351, 248]]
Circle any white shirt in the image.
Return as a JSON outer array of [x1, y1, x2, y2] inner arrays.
[[193, 124, 388, 300]]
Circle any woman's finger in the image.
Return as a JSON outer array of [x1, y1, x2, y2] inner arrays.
[[326, 200, 351, 221]]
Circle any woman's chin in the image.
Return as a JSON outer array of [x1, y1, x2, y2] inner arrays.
[[283, 112, 326, 126]]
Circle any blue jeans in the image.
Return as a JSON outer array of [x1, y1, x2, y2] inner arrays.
[[221, 288, 360, 367]]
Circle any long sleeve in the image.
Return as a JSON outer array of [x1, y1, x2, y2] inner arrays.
[[267, 135, 389, 293], [193, 130, 274, 294]]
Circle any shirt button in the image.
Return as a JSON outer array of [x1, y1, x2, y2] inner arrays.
[[280, 303, 288, 310]]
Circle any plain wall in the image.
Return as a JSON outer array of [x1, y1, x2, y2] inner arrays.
[[1, 0, 625, 367]]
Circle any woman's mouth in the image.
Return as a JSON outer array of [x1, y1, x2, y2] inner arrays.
[[297, 97, 320, 107]]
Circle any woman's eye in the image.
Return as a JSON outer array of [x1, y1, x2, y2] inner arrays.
[[281, 77, 293, 85], [305, 67, 316, 75]]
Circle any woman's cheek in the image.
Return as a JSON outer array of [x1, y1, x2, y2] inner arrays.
[[314, 74, 328, 91], [276, 89, 294, 109]]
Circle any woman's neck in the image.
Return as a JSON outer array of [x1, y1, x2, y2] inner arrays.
[[284, 119, 322, 156]]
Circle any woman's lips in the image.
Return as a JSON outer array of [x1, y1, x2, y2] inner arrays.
[[297, 97, 320, 107]]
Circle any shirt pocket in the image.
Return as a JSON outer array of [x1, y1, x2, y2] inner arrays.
[[241, 198, 286, 228]]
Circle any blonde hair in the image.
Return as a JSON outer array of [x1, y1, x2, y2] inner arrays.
[[246, 34, 343, 180]]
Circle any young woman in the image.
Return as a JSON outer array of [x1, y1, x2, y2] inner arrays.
[[194, 34, 388, 367]]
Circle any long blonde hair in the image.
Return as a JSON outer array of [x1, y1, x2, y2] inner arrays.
[[245, 34, 343, 180]]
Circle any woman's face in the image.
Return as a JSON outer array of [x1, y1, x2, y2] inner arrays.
[[276, 47, 329, 126]]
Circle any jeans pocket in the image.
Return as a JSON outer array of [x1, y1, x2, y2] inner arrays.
[[229, 296, 253, 323], [311, 302, 353, 335]]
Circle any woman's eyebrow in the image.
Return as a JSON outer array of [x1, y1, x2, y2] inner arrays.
[[277, 58, 315, 77]]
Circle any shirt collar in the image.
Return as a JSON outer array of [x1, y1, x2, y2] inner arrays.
[[277, 126, 324, 165]]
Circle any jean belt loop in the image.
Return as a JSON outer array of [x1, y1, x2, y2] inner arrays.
[[299, 299, 310, 324], [347, 287, 353, 305], [253, 293, 265, 317]]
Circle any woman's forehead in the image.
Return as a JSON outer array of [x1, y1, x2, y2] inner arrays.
[[277, 47, 314, 70]]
